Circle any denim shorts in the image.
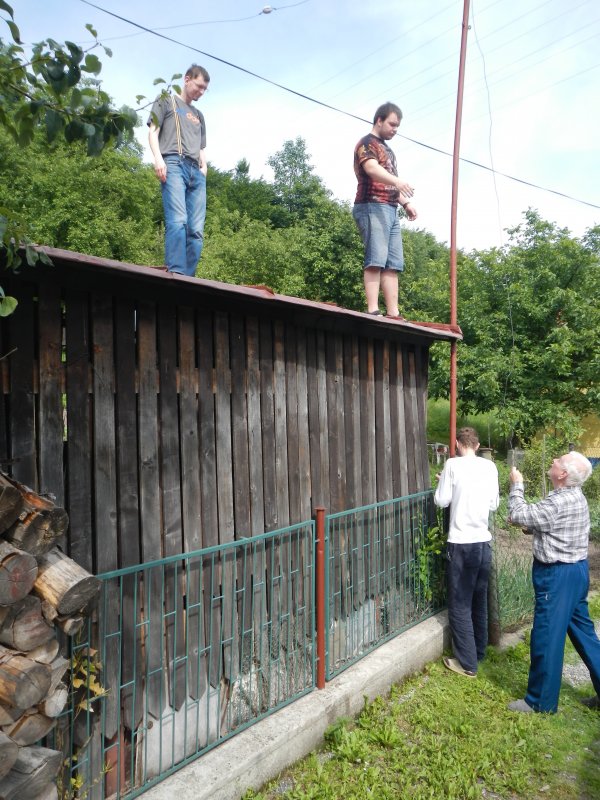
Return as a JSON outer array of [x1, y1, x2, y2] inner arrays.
[[352, 203, 404, 271]]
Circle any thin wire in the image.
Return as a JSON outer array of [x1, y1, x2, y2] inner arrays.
[[471, 1, 516, 419], [77, 0, 600, 211], [78, 1, 310, 43]]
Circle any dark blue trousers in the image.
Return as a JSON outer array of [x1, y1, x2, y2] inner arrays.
[[446, 542, 492, 673], [526, 559, 600, 713]]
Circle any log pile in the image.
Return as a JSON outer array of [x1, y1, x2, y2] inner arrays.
[[0, 474, 101, 800]]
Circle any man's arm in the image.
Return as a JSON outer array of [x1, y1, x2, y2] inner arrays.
[[362, 159, 414, 200], [434, 463, 452, 508], [199, 147, 207, 176], [148, 123, 167, 183], [508, 467, 556, 532]]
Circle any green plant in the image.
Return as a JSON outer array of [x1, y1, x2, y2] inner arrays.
[[415, 524, 446, 604]]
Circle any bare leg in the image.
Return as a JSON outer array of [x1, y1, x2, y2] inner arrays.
[[364, 267, 382, 313], [380, 269, 399, 316]]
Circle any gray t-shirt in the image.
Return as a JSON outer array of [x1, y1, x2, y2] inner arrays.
[[147, 94, 206, 162]]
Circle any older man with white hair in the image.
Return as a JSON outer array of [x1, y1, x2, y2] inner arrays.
[[507, 451, 600, 713]]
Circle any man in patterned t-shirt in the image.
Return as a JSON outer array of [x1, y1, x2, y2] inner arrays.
[[353, 102, 417, 319], [148, 64, 210, 276]]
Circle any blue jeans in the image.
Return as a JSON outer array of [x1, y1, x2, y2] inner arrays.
[[161, 155, 206, 276], [446, 541, 492, 673], [352, 203, 404, 270], [526, 559, 600, 713]]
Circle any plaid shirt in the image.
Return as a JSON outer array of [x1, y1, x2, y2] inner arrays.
[[508, 483, 590, 563]]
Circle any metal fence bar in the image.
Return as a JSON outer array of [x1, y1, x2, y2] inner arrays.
[[324, 490, 445, 681]]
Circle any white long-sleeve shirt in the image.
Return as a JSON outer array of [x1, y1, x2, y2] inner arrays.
[[434, 454, 500, 544]]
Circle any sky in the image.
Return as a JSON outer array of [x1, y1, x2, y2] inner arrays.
[[14, 0, 600, 251]]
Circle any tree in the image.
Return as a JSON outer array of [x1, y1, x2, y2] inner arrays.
[[449, 211, 600, 444], [0, 127, 163, 264], [266, 137, 328, 222], [0, 2, 139, 275]]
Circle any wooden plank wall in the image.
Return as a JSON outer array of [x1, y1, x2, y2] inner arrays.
[[0, 264, 433, 711]]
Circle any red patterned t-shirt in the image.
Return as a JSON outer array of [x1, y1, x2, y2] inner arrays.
[[353, 133, 399, 206]]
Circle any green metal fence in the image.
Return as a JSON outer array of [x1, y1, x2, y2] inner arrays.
[[325, 490, 445, 680], [52, 492, 444, 798], [55, 521, 316, 799]]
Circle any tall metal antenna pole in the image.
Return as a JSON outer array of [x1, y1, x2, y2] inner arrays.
[[449, 0, 471, 456]]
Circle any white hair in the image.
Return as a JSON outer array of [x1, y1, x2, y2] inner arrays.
[[561, 451, 593, 487]]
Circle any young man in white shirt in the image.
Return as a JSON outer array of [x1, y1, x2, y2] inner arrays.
[[434, 427, 500, 677]]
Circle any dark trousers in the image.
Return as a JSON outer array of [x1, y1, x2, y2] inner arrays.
[[526, 559, 600, 713], [446, 541, 492, 673]]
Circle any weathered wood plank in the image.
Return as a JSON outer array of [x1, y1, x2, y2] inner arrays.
[[214, 312, 238, 685], [343, 335, 363, 610], [37, 281, 64, 509], [178, 307, 205, 699], [273, 320, 290, 657], [359, 339, 377, 599], [91, 294, 119, 739], [8, 283, 36, 487], [403, 348, 419, 495], [157, 305, 186, 710], [230, 315, 252, 670], [114, 298, 143, 729], [326, 333, 346, 618], [136, 302, 164, 718], [197, 311, 221, 688], [245, 318, 268, 670], [64, 288, 93, 571]]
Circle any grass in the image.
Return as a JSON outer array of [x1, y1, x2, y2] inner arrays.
[[243, 595, 600, 800], [495, 537, 534, 631]]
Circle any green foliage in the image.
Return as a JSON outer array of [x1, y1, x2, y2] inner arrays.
[[451, 211, 600, 444], [415, 524, 446, 603], [0, 126, 163, 264], [0, 8, 137, 155], [519, 432, 580, 498]]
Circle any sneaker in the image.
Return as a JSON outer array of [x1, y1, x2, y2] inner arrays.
[[443, 656, 476, 678], [581, 695, 600, 709], [508, 699, 534, 713], [368, 310, 383, 316], [385, 314, 406, 321]]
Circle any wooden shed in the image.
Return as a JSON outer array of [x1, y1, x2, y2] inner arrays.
[[0, 246, 461, 572]]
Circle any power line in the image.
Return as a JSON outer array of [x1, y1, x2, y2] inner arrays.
[[77, 0, 600, 211], [78, 1, 310, 43]]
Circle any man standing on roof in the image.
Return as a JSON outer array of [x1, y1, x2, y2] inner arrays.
[[148, 64, 210, 276], [353, 102, 417, 319]]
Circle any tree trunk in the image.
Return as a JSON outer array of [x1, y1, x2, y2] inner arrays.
[[47, 655, 69, 696], [0, 542, 38, 606], [0, 645, 51, 709], [3, 482, 68, 558], [56, 614, 84, 637], [33, 548, 101, 616], [39, 683, 67, 718], [0, 596, 55, 651], [0, 745, 62, 800], [24, 638, 59, 665], [0, 476, 24, 534], [2, 708, 57, 746]]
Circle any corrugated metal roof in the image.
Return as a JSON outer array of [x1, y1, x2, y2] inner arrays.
[[32, 245, 463, 343]]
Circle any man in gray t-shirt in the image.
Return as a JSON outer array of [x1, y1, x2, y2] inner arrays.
[[148, 64, 210, 276]]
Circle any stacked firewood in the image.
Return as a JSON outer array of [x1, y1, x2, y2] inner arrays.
[[0, 475, 101, 800]]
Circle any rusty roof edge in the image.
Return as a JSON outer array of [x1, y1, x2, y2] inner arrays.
[[31, 245, 463, 342]]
